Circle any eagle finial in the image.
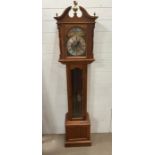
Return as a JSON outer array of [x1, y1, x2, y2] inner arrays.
[[73, 1, 78, 15], [73, 1, 78, 6]]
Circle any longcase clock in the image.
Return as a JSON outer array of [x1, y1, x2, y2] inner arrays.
[[54, 1, 98, 147]]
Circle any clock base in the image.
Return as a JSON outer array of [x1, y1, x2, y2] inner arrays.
[[65, 140, 91, 147], [65, 113, 91, 147]]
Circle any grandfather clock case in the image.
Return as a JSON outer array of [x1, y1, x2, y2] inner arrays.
[[54, 1, 98, 147]]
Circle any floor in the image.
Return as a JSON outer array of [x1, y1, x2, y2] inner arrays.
[[42, 133, 112, 155]]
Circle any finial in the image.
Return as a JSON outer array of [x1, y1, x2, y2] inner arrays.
[[94, 12, 96, 16], [73, 1, 78, 15], [73, 1, 78, 6], [56, 13, 58, 17]]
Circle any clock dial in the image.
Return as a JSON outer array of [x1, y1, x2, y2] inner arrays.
[[67, 27, 86, 56], [67, 35, 86, 56]]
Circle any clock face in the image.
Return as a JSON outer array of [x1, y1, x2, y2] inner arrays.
[[67, 27, 86, 56], [67, 35, 86, 56]]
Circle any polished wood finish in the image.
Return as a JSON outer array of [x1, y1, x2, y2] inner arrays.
[[54, 4, 98, 63], [54, 1, 97, 147], [65, 113, 91, 147]]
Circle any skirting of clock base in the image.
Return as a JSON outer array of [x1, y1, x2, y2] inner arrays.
[[65, 113, 91, 147]]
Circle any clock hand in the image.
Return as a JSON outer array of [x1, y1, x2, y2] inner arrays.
[[77, 41, 80, 46]]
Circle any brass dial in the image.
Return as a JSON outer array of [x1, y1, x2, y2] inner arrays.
[[67, 35, 86, 56]]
